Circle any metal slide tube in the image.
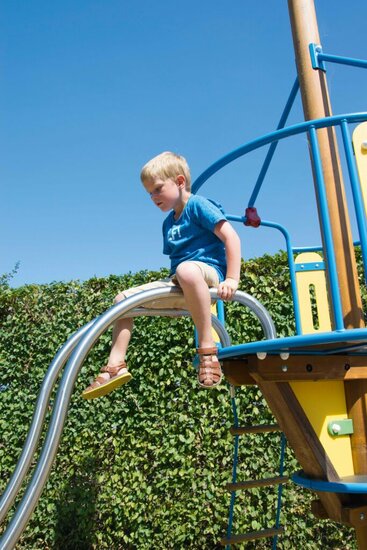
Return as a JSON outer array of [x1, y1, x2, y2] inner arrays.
[[123, 307, 232, 346], [0, 320, 94, 524], [0, 287, 275, 549], [0, 308, 229, 527]]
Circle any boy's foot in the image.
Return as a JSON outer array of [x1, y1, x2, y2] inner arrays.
[[196, 347, 223, 388], [82, 362, 132, 400]]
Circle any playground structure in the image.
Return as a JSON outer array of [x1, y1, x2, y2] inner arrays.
[[2, 0, 367, 547]]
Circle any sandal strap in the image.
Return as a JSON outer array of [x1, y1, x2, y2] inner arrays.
[[200, 366, 221, 373], [101, 362, 127, 375], [86, 375, 106, 390], [196, 347, 218, 356]]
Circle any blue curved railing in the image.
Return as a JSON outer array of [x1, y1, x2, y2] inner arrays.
[[193, 111, 367, 336], [293, 470, 367, 494], [192, 112, 367, 193], [227, 214, 302, 334]]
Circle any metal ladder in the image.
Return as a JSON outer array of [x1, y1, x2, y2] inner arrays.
[[221, 386, 288, 548]]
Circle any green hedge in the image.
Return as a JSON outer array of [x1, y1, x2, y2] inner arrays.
[[0, 253, 360, 549]]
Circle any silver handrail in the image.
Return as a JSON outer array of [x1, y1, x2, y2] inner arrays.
[[0, 286, 275, 549]]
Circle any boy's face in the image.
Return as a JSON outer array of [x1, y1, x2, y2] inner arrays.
[[144, 176, 185, 212]]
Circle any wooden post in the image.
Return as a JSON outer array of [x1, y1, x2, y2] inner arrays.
[[287, 0, 363, 329], [287, 0, 367, 545]]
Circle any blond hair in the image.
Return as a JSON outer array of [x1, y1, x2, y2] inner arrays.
[[140, 151, 191, 190]]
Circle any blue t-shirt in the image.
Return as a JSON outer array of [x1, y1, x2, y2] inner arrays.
[[162, 194, 227, 280]]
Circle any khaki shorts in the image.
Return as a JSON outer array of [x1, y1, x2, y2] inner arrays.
[[120, 261, 220, 309]]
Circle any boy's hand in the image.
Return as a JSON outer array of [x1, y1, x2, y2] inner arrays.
[[217, 278, 238, 300]]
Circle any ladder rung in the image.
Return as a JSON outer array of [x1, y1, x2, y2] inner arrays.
[[227, 475, 288, 491], [220, 526, 284, 545], [230, 423, 280, 435]]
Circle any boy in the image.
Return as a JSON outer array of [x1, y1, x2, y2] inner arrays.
[[82, 152, 241, 399]]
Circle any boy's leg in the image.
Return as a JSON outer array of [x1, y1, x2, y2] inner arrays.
[[107, 316, 133, 365], [175, 262, 214, 348], [97, 292, 134, 382], [83, 279, 179, 399], [175, 261, 222, 388], [82, 291, 133, 399]]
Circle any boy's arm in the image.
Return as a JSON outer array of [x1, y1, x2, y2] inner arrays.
[[214, 220, 241, 300]]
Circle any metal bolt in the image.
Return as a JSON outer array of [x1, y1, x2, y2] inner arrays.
[[332, 423, 341, 434], [282, 365, 288, 372], [360, 513, 365, 521], [361, 141, 367, 152], [257, 352, 267, 360], [306, 364, 313, 372], [280, 352, 290, 360]]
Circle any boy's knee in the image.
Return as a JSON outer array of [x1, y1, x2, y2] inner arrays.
[[175, 262, 202, 285]]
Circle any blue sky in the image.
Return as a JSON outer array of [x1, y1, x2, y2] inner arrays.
[[2, 1, 367, 287]]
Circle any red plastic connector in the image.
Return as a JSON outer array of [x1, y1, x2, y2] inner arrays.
[[244, 207, 261, 228]]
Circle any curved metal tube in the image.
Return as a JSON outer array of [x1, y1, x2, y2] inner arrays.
[[0, 308, 230, 526], [0, 320, 94, 524], [228, 290, 276, 340], [125, 308, 232, 347], [0, 287, 275, 550]]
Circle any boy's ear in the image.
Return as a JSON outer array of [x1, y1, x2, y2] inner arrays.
[[176, 174, 186, 188]]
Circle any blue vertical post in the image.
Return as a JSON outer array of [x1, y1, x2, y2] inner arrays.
[[308, 126, 345, 331], [272, 433, 287, 550], [226, 386, 239, 549]]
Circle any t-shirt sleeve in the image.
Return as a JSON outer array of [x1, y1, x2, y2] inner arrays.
[[192, 196, 227, 232]]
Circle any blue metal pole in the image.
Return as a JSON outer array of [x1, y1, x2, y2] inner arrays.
[[340, 119, 367, 285], [272, 433, 287, 550], [226, 387, 240, 549], [248, 78, 299, 207], [308, 126, 345, 331], [216, 299, 225, 325], [319, 51, 367, 70], [227, 214, 303, 335], [261, 221, 302, 335], [192, 112, 367, 195], [292, 240, 361, 254]]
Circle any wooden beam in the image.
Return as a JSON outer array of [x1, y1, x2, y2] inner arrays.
[[223, 356, 367, 384], [287, 7, 367, 523], [287, 0, 364, 329], [252, 377, 351, 523], [222, 361, 256, 386]]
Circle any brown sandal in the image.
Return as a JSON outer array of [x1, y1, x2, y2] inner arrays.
[[197, 347, 223, 389], [82, 362, 132, 400]]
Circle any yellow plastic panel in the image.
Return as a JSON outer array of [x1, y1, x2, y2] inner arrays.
[[292, 252, 354, 477], [295, 252, 331, 333], [291, 381, 354, 477], [352, 122, 367, 217]]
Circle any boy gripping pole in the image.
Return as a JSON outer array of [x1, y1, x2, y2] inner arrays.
[[83, 152, 241, 399]]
